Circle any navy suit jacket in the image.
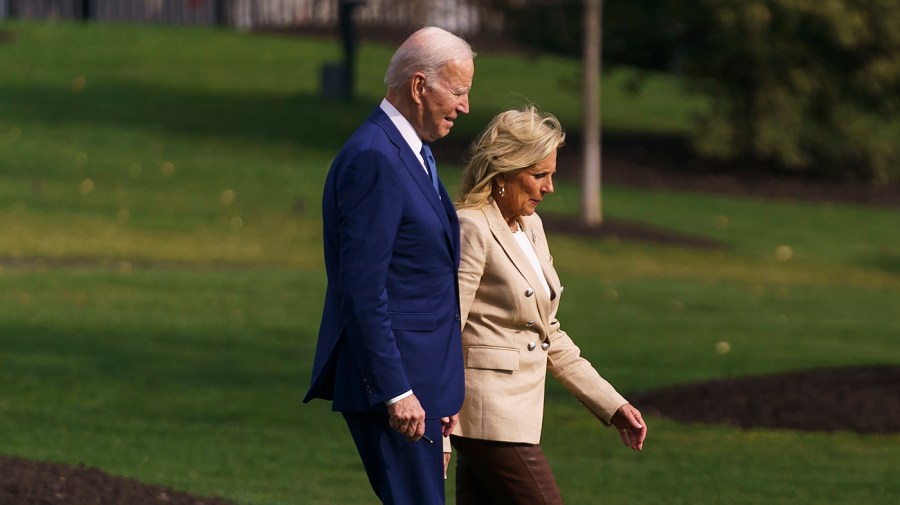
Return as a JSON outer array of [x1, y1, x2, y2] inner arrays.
[[304, 106, 465, 419]]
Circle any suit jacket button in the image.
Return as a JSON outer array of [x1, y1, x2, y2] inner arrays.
[[527, 341, 537, 351], [541, 341, 550, 351], [525, 320, 535, 327], [455, 313, 461, 321], [525, 288, 534, 297]]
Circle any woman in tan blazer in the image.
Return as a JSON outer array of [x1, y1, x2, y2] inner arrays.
[[449, 106, 647, 504]]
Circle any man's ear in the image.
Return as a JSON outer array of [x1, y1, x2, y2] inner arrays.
[[411, 72, 427, 105]]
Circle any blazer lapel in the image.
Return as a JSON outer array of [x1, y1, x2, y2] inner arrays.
[[483, 202, 553, 324], [527, 221, 561, 312]]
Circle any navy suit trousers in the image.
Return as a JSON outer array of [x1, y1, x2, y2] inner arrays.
[[343, 412, 446, 504]]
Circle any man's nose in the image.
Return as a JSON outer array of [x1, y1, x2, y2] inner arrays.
[[458, 95, 469, 114]]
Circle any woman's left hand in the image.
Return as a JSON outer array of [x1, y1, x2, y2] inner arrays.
[[611, 403, 647, 451], [441, 414, 459, 437], [441, 415, 458, 479], [443, 451, 451, 480]]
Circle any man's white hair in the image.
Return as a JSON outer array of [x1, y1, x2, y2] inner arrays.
[[384, 26, 475, 90]]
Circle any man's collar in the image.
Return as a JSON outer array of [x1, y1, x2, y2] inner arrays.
[[380, 98, 423, 155]]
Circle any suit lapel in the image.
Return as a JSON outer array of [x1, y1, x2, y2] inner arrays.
[[370, 108, 456, 249], [483, 202, 554, 324]]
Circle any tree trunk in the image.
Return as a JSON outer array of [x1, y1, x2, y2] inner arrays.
[[581, 0, 603, 225]]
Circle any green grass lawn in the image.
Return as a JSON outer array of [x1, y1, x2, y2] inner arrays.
[[1, 20, 898, 505]]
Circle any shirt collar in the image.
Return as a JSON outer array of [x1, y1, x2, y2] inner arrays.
[[380, 98, 424, 159]]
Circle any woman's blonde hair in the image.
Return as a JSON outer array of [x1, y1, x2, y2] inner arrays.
[[457, 105, 565, 209]]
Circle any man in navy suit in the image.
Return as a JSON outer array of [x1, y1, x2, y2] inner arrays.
[[304, 26, 475, 504]]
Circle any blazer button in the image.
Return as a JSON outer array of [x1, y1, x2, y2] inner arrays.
[[527, 341, 537, 351], [455, 313, 461, 321], [525, 320, 535, 328], [541, 341, 550, 351], [525, 288, 534, 297]]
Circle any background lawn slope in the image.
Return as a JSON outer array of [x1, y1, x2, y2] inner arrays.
[[1, 21, 897, 505]]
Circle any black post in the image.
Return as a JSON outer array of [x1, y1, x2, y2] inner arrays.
[[214, 0, 228, 27], [80, 0, 91, 20], [338, 0, 365, 97]]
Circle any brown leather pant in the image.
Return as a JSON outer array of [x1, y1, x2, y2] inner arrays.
[[451, 435, 564, 505]]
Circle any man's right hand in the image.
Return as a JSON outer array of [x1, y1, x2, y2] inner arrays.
[[387, 393, 426, 441]]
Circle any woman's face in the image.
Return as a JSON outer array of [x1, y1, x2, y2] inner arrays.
[[497, 150, 556, 220]]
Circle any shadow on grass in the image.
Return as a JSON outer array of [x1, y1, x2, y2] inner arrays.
[[0, 79, 378, 151], [0, 79, 732, 250], [863, 250, 900, 276]]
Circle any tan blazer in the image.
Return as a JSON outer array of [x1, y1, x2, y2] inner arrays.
[[452, 201, 627, 444]]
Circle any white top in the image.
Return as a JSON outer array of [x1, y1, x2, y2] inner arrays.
[[513, 226, 551, 298]]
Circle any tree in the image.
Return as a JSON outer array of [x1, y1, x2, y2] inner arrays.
[[582, 0, 602, 224], [488, 0, 900, 183], [674, 0, 900, 182], [488, 0, 606, 223]]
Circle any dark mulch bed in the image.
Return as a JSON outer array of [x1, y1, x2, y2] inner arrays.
[[435, 132, 900, 212], [629, 364, 900, 434], [0, 455, 237, 505], [540, 213, 726, 250], [580, 132, 900, 208]]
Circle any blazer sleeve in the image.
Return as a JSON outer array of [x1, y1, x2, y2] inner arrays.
[[546, 327, 628, 424], [531, 218, 628, 423], [335, 147, 411, 405], [458, 213, 487, 331]]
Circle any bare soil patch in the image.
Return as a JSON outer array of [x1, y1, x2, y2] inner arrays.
[[435, 132, 900, 211], [629, 364, 900, 434], [0, 455, 237, 505]]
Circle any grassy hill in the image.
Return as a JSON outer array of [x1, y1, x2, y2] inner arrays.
[[1, 20, 898, 504]]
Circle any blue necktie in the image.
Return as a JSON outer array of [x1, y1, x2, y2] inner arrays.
[[420, 143, 440, 196]]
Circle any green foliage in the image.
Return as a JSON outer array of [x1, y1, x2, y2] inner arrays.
[[487, 0, 584, 56], [486, 0, 900, 182], [678, 0, 900, 182]]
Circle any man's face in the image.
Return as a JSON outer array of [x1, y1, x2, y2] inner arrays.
[[417, 59, 474, 142]]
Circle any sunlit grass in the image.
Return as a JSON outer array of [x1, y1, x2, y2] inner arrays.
[[0, 20, 898, 505]]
